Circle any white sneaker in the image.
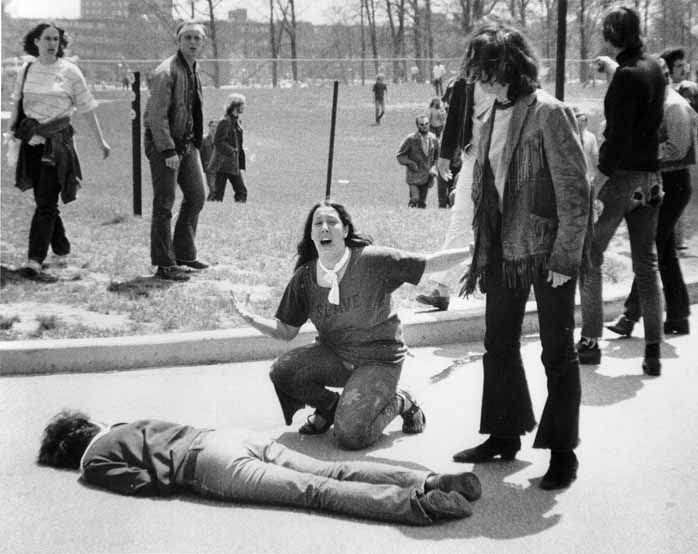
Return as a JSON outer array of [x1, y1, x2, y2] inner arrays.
[[48, 253, 69, 267], [22, 259, 42, 276]]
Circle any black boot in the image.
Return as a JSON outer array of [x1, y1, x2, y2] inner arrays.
[[452, 435, 521, 463], [540, 450, 578, 490], [642, 342, 661, 376]]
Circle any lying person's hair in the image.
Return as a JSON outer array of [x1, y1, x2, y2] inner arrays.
[[38, 410, 101, 470]]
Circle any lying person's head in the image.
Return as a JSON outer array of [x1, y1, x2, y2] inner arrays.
[[38, 410, 101, 470], [295, 201, 373, 269]]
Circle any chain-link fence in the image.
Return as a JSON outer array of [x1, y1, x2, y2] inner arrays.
[[2, 56, 610, 95]]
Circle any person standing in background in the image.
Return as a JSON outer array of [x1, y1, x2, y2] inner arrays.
[[577, 7, 666, 375], [396, 114, 440, 208], [372, 74, 387, 125], [144, 20, 208, 282], [209, 94, 248, 203], [199, 120, 217, 201], [10, 22, 110, 282], [432, 60, 446, 97]]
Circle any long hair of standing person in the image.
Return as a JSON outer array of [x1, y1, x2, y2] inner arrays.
[[459, 21, 539, 102]]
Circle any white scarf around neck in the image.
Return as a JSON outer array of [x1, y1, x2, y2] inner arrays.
[[317, 247, 351, 305]]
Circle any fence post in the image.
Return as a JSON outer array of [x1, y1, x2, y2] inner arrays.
[[131, 71, 142, 216]]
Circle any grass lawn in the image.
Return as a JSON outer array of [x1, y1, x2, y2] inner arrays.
[[1, 79, 695, 340]]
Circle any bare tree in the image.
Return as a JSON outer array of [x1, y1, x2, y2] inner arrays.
[[204, 0, 221, 87], [455, 0, 500, 34], [268, 0, 281, 87], [364, 0, 381, 74], [277, 0, 299, 82], [407, 0, 425, 82], [425, 0, 434, 62], [386, 0, 408, 82]]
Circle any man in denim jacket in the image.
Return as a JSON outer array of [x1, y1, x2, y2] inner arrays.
[[144, 21, 208, 281]]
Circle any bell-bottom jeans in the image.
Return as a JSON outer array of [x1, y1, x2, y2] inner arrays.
[[146, 142, 205, 267], [479, 264, 581, 451]]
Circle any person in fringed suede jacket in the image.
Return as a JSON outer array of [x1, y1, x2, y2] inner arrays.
[[451, 22, 591, 492]]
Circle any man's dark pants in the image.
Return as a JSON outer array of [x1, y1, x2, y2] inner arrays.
[[479, 250, 581, 451], [146, 142, 205, 267], [212, 172, 247, 202]]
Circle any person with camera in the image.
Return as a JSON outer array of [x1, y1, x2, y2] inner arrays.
[[577, 6, 667, 375]]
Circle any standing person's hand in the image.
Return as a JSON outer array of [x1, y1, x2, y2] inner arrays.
[[594, 56, 618, 79], [100, 140, 111, 159], [165, 154, 180, 170], [437, 157, 452, 180]]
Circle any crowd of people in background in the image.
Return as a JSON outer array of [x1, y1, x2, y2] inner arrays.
[[8, 5, 698, 526]]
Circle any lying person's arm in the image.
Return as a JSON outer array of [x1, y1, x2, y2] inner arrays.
[[82, 458, 156, 496]]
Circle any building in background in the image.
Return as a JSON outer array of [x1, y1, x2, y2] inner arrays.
[[80, 0, 173, 20]]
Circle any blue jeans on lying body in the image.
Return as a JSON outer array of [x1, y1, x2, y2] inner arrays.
[[580, 170, 663, 344], [622, 169, 692, 323], [145, 141, 206, 267], [189, 429, 432, 525], [269, 342, 404, 450]]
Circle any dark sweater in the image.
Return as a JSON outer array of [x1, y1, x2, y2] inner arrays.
[[599, 47, 666, 175], [81, 420, 203, 496]]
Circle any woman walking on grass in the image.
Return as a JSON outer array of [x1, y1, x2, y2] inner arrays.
[[10, 22, 110, 282], [231, 200, 470, 450]]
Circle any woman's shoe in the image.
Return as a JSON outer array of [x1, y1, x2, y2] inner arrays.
[[400, 390, 426, 434], [298, 413, 332, 435], [452, 436, 521, 463], [298, 393, 339, 435]]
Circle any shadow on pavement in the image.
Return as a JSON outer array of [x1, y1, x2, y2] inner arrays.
[[400, 460, 561, 541]]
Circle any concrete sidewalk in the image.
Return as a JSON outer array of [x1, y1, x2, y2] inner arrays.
[[2, 314, 698, 554], [2, 276, 698, 375]]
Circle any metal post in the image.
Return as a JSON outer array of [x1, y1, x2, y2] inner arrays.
[[131, 71, 142, 216], [555, 0, 568, 101], [325, 81, 339, 201]]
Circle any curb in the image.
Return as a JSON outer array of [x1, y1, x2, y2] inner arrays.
[[2, 281, 698, 376]]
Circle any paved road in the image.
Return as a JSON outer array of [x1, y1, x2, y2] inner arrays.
[[2, 311, 698, 554]]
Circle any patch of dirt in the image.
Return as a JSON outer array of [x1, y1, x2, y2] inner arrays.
[[1, 301, 132, 337]]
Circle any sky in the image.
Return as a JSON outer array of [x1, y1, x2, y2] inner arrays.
[[5, 0, 343, 24]]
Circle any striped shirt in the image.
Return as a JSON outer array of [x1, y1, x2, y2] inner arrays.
[[12, 59, 97, 124]]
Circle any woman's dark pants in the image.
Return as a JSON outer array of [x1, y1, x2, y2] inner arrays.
[[26, 144, 70, 264]]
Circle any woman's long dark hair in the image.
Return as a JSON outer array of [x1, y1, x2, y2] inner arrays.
[[294, 201, 373, 270], [22, 22, 68, 58], [461, 21, 539, 102], [38, 410, 100, 470]]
